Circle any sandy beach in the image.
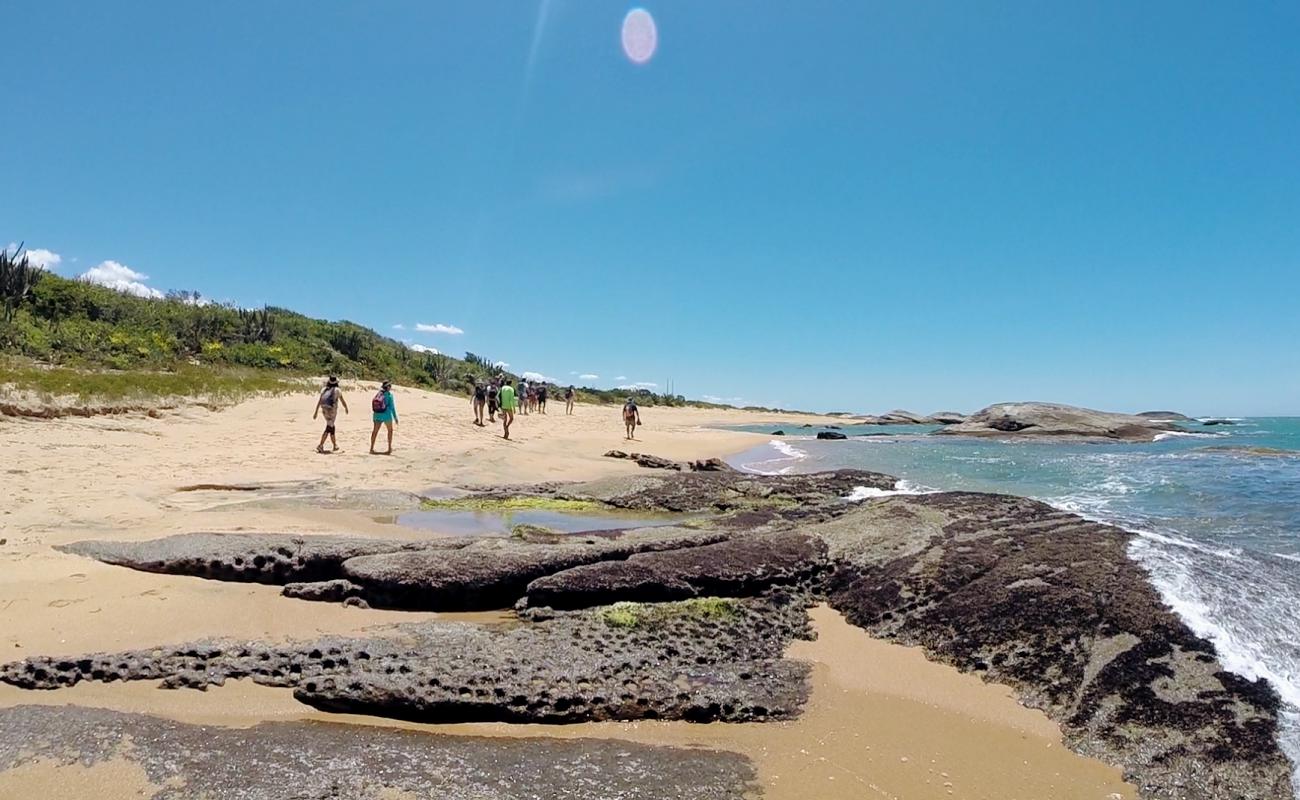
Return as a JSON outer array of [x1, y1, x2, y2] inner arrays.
[[0, 383, 1137, 799]]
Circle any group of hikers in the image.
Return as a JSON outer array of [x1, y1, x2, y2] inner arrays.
[[312, 376, 640, 452]]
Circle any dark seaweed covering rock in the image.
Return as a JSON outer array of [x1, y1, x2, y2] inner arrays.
[[0, 705, 758, 800], [524, 532, 828, 609], [3, 593, 813, 724], [820, 492, 1294, 800]]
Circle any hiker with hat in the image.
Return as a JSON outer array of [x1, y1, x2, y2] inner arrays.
[[369, 380, 398, 455], [312, 376, 349, 454]]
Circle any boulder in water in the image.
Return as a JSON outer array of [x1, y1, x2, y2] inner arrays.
[[935, 402, 1181, 441], [816, 431, 848, 440]]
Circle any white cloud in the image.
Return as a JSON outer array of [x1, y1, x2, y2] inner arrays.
[[618, 382, 658, 390], [613, 375, 628, 381], [493, 361, 510, 369], [523, 371, 556, 383], [392, 324, 406, 330], [408, 343, 439, 354], [415, 322, 464, 335], [80, 260, 164, 299], [6, 243, 61, 270], [578, 373, 599, 380]]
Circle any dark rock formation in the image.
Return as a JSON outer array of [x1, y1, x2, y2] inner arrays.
[[936, 402, 1184, 441], [340, 528, 727, 610], [816, 431, 847, 440], [603, 450, 683, 470], [0, 705, 758, 800], [689, 457, 735, 472], [818, 493, 1294, 800], [20, 468, 1292, 799], [524, 533, 828, 609], [56, 533, 471, 585], [537, 469, 894, 516], [2, 595, 812, 725], [928, 411, 967, 424], [1202, 419, 1237, 426], [771, 430, 785, 436]]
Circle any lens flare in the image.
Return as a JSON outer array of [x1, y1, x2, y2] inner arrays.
[[621, 8, 657, 65]]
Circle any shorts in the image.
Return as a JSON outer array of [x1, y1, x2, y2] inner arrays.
[[489, 399, 499, 414]]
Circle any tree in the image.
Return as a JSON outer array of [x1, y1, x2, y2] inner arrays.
[[0, 243, 39, 324]]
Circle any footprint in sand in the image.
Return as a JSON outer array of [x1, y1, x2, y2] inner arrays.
[[47, 598, 84, 608]]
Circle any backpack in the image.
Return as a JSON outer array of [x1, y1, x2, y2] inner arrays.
[[371, 391, 388, 413], [320, 387, 337, 408]]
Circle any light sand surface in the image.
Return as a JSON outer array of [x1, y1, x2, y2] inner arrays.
[[0, 385, 1136, 797]]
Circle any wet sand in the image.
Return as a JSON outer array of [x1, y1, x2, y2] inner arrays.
[[0, 386, 1137, 797]]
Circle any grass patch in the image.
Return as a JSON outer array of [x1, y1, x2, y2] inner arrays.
[[0, 358, 302, 404], [599, 598, 741, 629], [419, 496, 606, 512]]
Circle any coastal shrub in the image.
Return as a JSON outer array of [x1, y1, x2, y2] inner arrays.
[[0, 266, 774, 409]]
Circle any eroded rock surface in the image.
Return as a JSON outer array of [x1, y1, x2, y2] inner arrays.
[[57, 533, 471, 584], [3, 594, 811, 724], [525, 532, 827, 610], [0, 705, 757, 800], [819, 492, 1294, 800]]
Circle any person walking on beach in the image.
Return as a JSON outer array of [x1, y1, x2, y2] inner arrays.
[[487, 380, 500, 423], [471, 381, 487, 427], [518, 379, 529, 416], [538, 383, 548, 414], [622, 396, 641, 440], [498, 379, 517, 440], [564, 385, 575, 415], [369, 380, 398, 455], [312, 376, 348, 453]]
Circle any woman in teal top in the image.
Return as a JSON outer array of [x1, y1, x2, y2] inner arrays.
[[369, 380, 398, 455]]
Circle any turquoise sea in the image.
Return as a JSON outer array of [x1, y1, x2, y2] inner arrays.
[[729, 417, 1300, 783]]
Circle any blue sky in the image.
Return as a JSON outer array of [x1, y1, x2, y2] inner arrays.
[[4, 2, 1299, 414]]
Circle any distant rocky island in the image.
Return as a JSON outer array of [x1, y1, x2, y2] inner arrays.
[[842, 402, 1208, 442]]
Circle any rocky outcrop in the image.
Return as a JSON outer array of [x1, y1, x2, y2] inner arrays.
[[818, 493, 1293, 800], [690, 457, 736, 472], [816, 431, 847, 440], [0, 706, 758, 800], [935, 402, 1184, 441], [341, 528, 724, 610], [20, 469, 1292, 799], [523, 533, 828, 609], [1202, 418, 1237, 426], [547, 469, 895, 514], [928, 411, 967, 424], [3, 594, 812, 725], [56, 533, 471, 584]]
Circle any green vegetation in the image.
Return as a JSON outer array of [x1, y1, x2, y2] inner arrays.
[[0, 247, 741, 407], [599, 597, 741, 628], [419, 496, 606, 512], [0, 359, 298, 403]]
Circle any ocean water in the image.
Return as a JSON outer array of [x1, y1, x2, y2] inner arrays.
[[730, 418, 1300, 786]]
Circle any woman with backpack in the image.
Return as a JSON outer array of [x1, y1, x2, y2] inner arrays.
[[312, 376, 348, 454], [369, 380, 398, 455]]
